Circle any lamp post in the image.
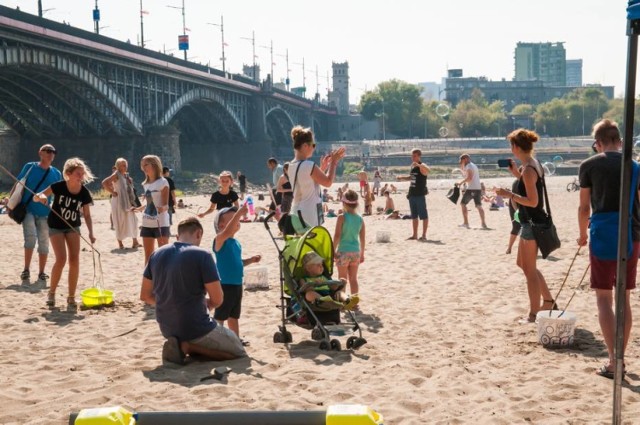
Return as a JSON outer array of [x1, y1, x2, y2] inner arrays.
[[139, 0, 146, 48], [241, 31, 257, 81], [167, 0, 187, 60], [207, 16, 226, 73], [293, 57, 307, 97], [93, 0, 100, 34], [38, 0, 42, 17], [276, 48, 290, 91], [259, 39, 274, 82]]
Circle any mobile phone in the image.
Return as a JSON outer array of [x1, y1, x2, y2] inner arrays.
[[497, 159, 511, 168]]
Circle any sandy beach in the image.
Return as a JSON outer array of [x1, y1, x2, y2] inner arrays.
[[1, 175, 640, 424]]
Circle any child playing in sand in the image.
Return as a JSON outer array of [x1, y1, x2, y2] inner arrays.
[[198, 170, 240, 218], [299, 251, 359, 310], [213, 204, 261, 340], [333, 189, 365, 298], [34, 157, 96, 311]]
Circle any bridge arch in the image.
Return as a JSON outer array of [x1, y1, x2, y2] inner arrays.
[[0, 46, 142, 136], [265, 106, 295, 159], [160, 88, 247, 139]]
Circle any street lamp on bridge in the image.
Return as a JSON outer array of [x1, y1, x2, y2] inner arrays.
[[240, 30, 257, 81], [167, 0, 187, 61], [276, 48, 290, 91], [206, 16, 226, 74], [259, 39, 274, 83]]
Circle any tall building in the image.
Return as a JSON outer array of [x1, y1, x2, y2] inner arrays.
[[514, 42, 566, 87], [328, 61, 349, 115], [242, 64, 260, 82], [566, 59, 583, 87]]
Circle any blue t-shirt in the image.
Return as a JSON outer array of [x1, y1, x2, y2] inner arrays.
[[337, 212, 362, 253], [16, 162, 62, 217], [213, 237, 243, 285], [143, 242, 219, 341]]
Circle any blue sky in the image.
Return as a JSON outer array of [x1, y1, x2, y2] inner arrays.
[[1, 0, 631, 102]]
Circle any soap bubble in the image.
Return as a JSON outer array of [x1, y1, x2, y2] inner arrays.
[[450, 168, 463, 179], [481, 157, 487, 164], [552, 155, 564, 166], [438, 127, 449, 138], [435, 103, 450, 117], [459, 123, 464, 128], [542, 162, 556, 176]]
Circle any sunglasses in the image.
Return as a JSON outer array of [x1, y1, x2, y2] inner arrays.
[[592, 142, 598, 154], [41, 148, 57, 154], [308, 142, 316, 148]]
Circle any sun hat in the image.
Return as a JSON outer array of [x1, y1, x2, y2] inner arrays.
[[302, 251, 324, 267], [214, 207, 237, 232]]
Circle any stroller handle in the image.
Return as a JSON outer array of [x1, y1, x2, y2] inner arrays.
[[263, 211, 277, 230]]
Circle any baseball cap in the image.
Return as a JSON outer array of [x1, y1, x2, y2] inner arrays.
[[302, 251, 324, 267], [214, 206, 237, 233]]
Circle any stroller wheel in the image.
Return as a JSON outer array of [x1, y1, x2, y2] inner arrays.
[[284, 331, 293, 343], [353, 337, 367, 349], [346, 336, 357, 349], [273, 331, 286, 344], [319, 340, 330, 350], [330, 339, 341, 351], [311, 327, 324, 341]]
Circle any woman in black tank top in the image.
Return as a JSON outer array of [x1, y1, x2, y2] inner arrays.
[[496, 129, 555, 323]]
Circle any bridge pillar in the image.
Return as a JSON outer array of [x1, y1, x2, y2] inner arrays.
[[246, 95, 276, 183], [139, 127, 182, 173], [0, 130, 20, 184]]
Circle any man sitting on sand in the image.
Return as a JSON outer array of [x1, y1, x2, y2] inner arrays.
[[140, 217, 247, 365]]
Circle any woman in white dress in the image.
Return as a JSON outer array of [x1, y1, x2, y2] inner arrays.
[[287, 126, 345, 232], [102, 158, 140, 250]]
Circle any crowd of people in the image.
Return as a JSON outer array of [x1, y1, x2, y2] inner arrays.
[[3, 119, 636, 378]]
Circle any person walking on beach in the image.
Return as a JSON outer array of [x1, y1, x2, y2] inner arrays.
[[577, 119, 639, 379], [237, 170, 247, 200], [11, 144, 62, 283], [288, 126, 345, 231], [198, 170, 240, 218], [495, 130, 555, 323], [457, 154, 488, 229], [102, 158, 140, 250], [140, 217, 246, 365], [135, 155, 170, 265], [34, 157, 95, 311], [396, 148, 430, 241]]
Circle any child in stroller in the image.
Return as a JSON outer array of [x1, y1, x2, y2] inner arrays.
[[300, 251, 359, 310]]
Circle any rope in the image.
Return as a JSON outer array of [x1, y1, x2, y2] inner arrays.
[[549, 246, 582, 317], [558, 263, 591, 318]]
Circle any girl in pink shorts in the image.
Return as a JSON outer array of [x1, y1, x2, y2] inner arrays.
[[333, 189, 365, 298]]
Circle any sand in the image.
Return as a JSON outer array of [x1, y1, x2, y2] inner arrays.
[[1, 175, 640, 424]]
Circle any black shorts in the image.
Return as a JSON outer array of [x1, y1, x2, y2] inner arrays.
[[213, 284, 243, 320], [140, 226, 171, 238]]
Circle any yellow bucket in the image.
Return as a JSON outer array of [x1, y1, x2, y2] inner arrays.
[[75, 406, 136, 424], [81, 288, 114, 307], [326, 404, 384, 425]]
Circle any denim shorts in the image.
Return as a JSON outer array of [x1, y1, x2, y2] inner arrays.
[[49, 227, 80, 236], [22, 213, 50, 254], [408, 195, 428, 220], [519, 222, 535, 240]]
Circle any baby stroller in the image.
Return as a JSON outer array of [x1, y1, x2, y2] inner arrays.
[[263, 213, 367, 351]]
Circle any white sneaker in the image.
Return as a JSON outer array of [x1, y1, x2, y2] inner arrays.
[[458, 223, 470, 229]]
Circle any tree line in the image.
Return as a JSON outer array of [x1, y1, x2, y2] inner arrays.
[[358, 79, 638, 139]]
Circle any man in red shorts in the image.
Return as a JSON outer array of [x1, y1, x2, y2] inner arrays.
[[577, 119, 640, 379]]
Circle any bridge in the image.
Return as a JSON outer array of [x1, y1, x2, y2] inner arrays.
[[0, 6, 339, 181]]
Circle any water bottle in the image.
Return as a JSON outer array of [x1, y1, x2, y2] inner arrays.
[[245, 195, 255, 215]]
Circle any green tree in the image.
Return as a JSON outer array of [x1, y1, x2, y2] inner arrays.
[[358, 79, 424, 138], [447, 89, 506, 137]]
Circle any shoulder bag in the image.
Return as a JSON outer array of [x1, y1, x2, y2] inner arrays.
[[528, 162, 561, 259], [9, 167, 51, 224]]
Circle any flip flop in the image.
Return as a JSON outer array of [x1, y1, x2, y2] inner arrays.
[[406, 236, 417, 240], [596, 365, 626, 380]]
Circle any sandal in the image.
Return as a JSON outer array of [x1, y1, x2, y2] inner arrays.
[[67, 296, 77, 312], [20, 269, 30, 281], [543, 299, 560, 311], [46, 292, 55, 307], [596, 365, 626, 380], [518, 313, 536, 324]]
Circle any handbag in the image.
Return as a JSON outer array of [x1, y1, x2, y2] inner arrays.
[[8, 167, 51, 225], [446, 185, 460, 204], [7, 166, 33, 210], [278, 160, 308, 235], [527, 163, 561, 259]]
